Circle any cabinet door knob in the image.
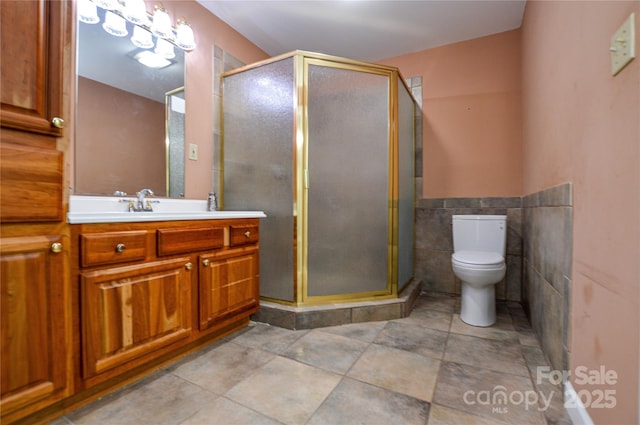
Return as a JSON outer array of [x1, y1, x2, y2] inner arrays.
[[115, 243, 126, 253], [202, 259, 210, 267], [50, 242, 62, 253], [244, 231, 251, 238], [51, 117, 65, 128], [185, 262, 193, 270]]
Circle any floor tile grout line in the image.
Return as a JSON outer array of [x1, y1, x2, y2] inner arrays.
[[302, 375, 348, 425], [219, 394, 289, 425]]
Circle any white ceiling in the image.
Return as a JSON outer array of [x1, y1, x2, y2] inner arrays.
[[197, 0, 527, 62]]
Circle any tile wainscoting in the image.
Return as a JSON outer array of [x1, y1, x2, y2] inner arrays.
[[414, 197, 524, 302], [523, 182, 573, 372], [415, 182, 573, 374]]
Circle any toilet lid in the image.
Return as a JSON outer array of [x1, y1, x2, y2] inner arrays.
[[452, 250, 504, 266]]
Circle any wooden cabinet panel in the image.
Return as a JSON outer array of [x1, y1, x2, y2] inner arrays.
[[199, 247, 259, 330], [0, 0, 65, 136], [80, 230, 148, 267], [0, 235, 67, 414], [229, 224, 259, 247], [0, 142, 63, 222], [157, 227, 224, 256], [81, 258, 192, 378]]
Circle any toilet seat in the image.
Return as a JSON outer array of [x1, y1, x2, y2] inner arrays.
[[452, 250, 504, 269]]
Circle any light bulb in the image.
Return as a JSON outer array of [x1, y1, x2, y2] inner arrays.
[[151, 5, 173, 40], [94, 0, 118, 11], [103, 11, 129, 37], [154, 38, 175, 59], [175, 20, 196, 51], [124, 0, 149, 26], [78, 0, 99, 24], [131, 25, 154, 49]]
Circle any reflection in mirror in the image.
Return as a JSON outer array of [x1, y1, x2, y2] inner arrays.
[[75, 6, 185, 198], [166, 87, 185, 197]]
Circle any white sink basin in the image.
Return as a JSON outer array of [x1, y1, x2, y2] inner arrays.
[[67, 196, 266, 224]]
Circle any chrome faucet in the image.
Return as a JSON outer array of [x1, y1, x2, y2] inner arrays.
[[134, 188, 154, 212]]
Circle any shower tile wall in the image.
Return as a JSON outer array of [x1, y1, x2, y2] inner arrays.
[[522, 182, 573, 372], [414, 197, 524, 302], [405, 76, 423, 199]]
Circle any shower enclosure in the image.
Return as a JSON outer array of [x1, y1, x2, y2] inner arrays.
[[222, 51, 415, 307]]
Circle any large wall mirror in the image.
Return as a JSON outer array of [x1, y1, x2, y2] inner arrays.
[[75, 7, 186, 198]]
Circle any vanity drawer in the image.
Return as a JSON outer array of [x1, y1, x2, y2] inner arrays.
[[157, 227, 224, 256], [229, 224, 259, 247], [81, 231, 148, 267]]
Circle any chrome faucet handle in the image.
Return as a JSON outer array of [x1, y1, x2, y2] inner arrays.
[[137, 188, 154, 197], [134, 188, 155, 212]]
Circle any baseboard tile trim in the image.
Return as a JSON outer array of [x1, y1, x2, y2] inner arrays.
[[564, 381, 594, 425]]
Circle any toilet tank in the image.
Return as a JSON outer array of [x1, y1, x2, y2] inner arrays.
[[452, 215, 507, 255]]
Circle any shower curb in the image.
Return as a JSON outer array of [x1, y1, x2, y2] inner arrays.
[[250, 279, 423, 330]]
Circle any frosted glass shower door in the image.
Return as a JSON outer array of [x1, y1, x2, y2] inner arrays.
[[305, 61, 391, 298], [223, 58, 296, 302]]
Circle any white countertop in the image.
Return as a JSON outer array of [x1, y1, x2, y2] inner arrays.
[[67, 196, 266, 224]]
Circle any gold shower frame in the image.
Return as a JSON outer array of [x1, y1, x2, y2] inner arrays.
[[222, 51, 416, 307]]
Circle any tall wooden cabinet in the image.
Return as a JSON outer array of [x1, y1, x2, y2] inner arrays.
[[0, 0, 72, 422]]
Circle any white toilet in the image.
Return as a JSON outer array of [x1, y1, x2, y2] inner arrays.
[[451, 215, 507, 327]]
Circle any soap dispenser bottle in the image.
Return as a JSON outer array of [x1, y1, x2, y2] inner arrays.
[[207, 192, 217, 211]]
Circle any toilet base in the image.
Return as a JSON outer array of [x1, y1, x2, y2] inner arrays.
[[460, 282, 496, 327]]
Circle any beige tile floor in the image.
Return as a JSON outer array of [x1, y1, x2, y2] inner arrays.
[[51, 294, 572, 425]]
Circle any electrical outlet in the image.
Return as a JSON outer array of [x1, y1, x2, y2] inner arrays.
[[610, 13, 636, 76], [188, 143, 198, 160]]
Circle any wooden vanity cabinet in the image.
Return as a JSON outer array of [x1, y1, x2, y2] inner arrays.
[[1, 0, 67, 222], [1, 1, 73, 422], [0, 235, 68, 418], [198, 245, 259, 330], [80, 256, 193, 379], [71, 219, 260, 390]]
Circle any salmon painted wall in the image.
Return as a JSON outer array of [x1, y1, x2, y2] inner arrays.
[[380, 30, 523, 199], [76, 77, 165, 195], [522, 1, 640, 424], [148, 1, 269, 199]]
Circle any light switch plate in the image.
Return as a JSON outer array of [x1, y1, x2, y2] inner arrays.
[[188, 143, 198, 160], [610, 13, 636, 76]]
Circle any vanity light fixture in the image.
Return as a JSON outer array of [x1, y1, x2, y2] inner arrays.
[[94, 0, 119, 10], [102, 10, 128, 37], [175, 19, 196, 51], [154, 38, 175, 59], [78, 0, 100, 24], [123, 0, 148, 25], [131, 25, 154, 49], [151, 4, 173, 40], [78, 0, 197, 52]]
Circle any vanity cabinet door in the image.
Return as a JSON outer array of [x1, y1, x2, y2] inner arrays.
[[198, 246, 259, 330], [81, 258, 192, 379], [0, 235, 68, 416], [0, 0, 69, 222], [0, 0, 66, 136]]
